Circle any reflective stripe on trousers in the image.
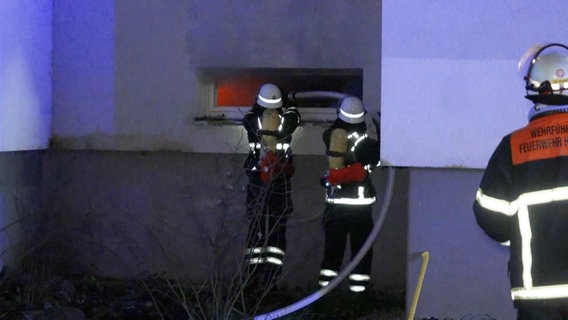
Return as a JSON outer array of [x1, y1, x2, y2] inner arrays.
[[318, 269, 371, 292], [349, 273, 371, 292], [245, 246, 285, 266]]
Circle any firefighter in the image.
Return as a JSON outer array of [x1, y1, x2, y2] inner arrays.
[[318, 96, 380, 295], [474, 43, 568, 319], [242, 83, 300, 292]]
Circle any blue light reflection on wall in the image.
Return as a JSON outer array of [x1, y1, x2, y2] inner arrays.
[[381, 0, 567, 168], [0, 192, 6, 267], [0, 1, 52, 151], [52, 0, 115, 138]]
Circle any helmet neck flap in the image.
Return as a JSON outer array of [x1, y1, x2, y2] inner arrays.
[[528, 104, 568, 121]]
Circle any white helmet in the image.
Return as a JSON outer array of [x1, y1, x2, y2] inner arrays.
[[256, 83, 283, 109], [338, 96, 366, 124], [520, 43, 568, 105]]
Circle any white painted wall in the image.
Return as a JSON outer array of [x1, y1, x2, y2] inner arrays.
[[51, 0, 568, 169], [52, 0, 115, 138], [0, 0, 52, 151], [382, 0, 568, 169], [51, 0, 381, 155]]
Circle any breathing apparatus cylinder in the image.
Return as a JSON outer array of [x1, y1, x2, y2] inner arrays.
[[328, 128, 347, 169], [260, 108, 280, 153]]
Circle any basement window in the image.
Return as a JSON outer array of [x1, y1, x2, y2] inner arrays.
[[196, 68, 363, 123]]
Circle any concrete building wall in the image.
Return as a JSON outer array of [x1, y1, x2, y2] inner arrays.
[[0, 152, 44, 268], [47, 1, 522, 318], [52, 0, 381, 155], [0, 1, 546, 318], [406, 169, 515, 319], [52, 0, 115, 137], [0, 1, 50, 267], [39, 151, 408, 292], [0, 1, 52, 152]]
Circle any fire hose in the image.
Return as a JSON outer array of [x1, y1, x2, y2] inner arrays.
[[254, 163, 395, 319]]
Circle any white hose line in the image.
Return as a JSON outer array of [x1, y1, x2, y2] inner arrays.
[[254, 163, 396, 320]]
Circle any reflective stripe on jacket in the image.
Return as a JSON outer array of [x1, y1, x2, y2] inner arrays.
[[243, 104, 300, 171], [473, 112, 568, 305], [323, 129, 380, 205]]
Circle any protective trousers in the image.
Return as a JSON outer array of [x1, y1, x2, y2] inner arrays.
[[517, 304, 568, 320], [319, 203, 373, 293], [244, 173, 292, 291]]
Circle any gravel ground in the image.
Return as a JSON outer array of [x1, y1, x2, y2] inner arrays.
[[0, 268, 406, 319]]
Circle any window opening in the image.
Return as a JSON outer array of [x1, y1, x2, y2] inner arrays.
[[197, 68, 363, 123]]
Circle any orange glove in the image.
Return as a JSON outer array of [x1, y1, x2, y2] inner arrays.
[[326, 162, 367, 186]]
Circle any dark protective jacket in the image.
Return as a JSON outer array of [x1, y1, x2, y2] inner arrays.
[[322, 119, 380, 205], [242, 103, 300, 273], [242, 103, 300, 174], [318, 118, 380, 293], [474, 112, 568, 307]]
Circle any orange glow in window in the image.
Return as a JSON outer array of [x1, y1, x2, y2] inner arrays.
[[216, 77, 267, 107]]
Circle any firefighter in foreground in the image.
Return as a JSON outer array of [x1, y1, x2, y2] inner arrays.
[[474, 43, 568, 319], [242, 83, 300, 293], [318, 96, 380, 296]]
